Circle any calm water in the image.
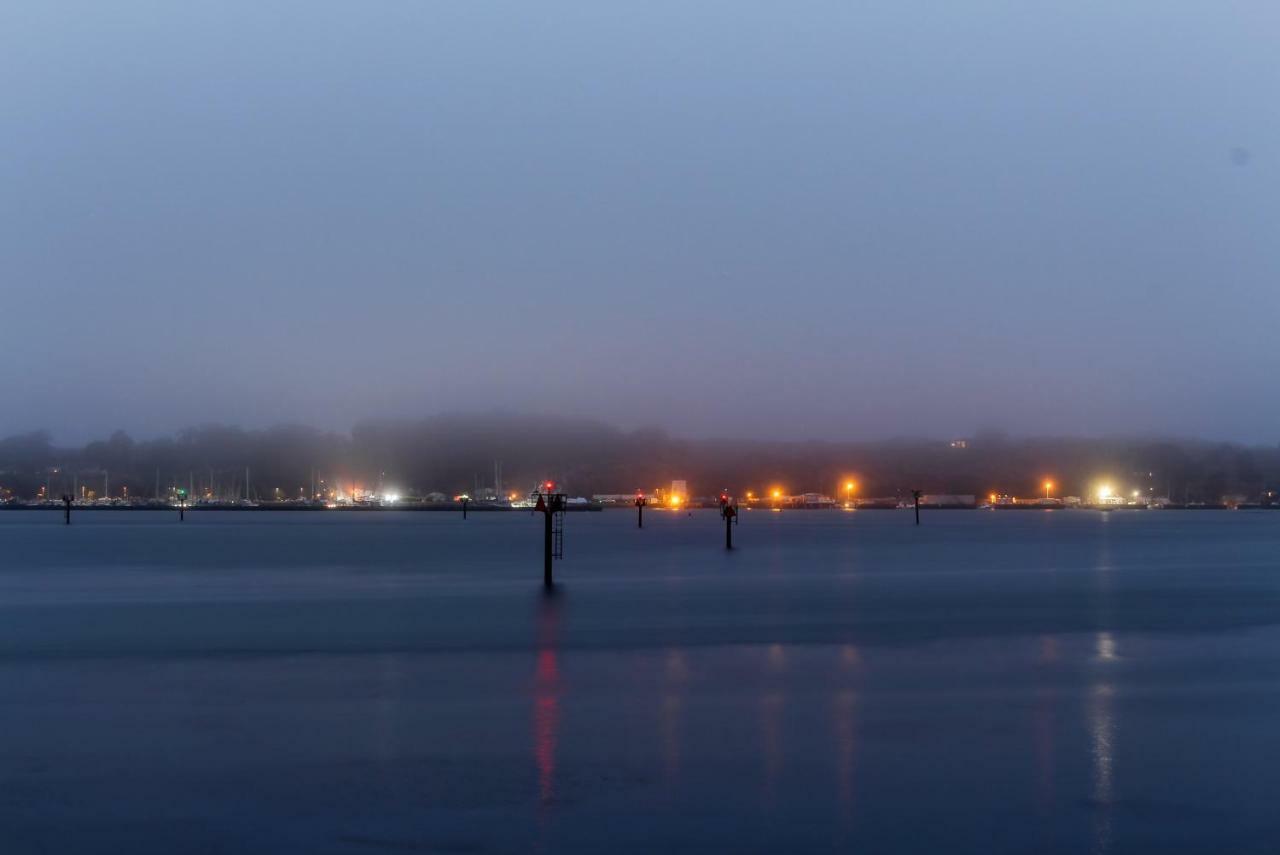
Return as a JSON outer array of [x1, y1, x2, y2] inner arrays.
[[2, 508, 1279, 853]]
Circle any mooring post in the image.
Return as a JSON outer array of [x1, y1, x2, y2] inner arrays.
[[462, 497, 468, 520], [62, 494, 72, 525], [635, 494, 645, 528], [719, 493, 735, 549], [911, 489, 922, 525], [543, 501, 554, 587]]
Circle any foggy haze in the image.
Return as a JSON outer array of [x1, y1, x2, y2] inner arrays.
[[3, 1, 1277, 444], [3, 415, 1278, 503]]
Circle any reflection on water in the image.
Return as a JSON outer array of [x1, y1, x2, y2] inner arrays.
[[661, 693, 683, 787], [1090, 681, 1116, 854], [1038, 634, 1060, 665], [759, 690, 785, 805], [1095, 631, 1118, 662], [662, 649, 688, 788], [1033, 685, 1056, 814], [832, 688, 857, 812], [767, 643, 787, 671], [373, 652, 404, 767], [533, 592, 563, 810], [760, 643, 787, 803]]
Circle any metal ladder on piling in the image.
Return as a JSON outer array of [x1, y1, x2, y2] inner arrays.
[[551, 508, 565, 559]]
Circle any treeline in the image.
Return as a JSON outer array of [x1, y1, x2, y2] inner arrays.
[[0, 415, 1277, 502]]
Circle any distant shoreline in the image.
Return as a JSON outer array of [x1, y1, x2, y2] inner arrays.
[[3, 503, 1275, 513], [0, 503, 601, 513]]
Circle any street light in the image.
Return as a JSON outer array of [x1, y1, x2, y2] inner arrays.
[[844, 480, 856, 509], [1043, 480, 1053, 500]]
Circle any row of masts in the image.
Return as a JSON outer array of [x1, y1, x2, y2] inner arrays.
[[41, 458, 517, 505], [45, 467, 254, 502]]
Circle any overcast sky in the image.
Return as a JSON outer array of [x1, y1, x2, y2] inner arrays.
[[3, 1, 1277, 443]]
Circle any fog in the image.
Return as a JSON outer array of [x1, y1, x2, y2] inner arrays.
[[3, 1, 1277, 443], [2, 415, 1277, 504]]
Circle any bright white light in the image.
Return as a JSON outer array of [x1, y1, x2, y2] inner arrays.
[[385, 493, 400, 503]]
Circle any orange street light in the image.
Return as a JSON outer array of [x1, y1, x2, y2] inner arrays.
[[1044, 480, 1054, 500]]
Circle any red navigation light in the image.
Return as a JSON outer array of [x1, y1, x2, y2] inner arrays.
[[544, 481, 555, 491]]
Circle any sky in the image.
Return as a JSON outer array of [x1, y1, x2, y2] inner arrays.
[[2, 1, 1278, 444]]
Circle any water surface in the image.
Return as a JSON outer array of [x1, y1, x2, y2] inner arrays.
[[2, 509, 1278, 853]]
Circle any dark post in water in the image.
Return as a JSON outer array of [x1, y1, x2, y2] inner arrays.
[[62, 494, 72, 525], [461, 495, 469, 520], [535, 483, 566, 588], [719, 492, 736, 549], [635, 493, 645, 528], [543, 500, 552, 584], [911, 489, 923, 525], [178, 488, 187, 522]]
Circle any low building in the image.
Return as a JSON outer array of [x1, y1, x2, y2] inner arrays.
[[592, 494, 642, 505], [919, 494, 977, 508]]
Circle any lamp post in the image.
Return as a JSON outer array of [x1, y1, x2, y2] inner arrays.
[[844, 480, 856, 509], [1044, 480, 1053, 501]]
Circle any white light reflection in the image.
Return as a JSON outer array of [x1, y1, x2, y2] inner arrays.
[[1089, 682, 1116, 855], [1095, 631, 1117, 662]]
